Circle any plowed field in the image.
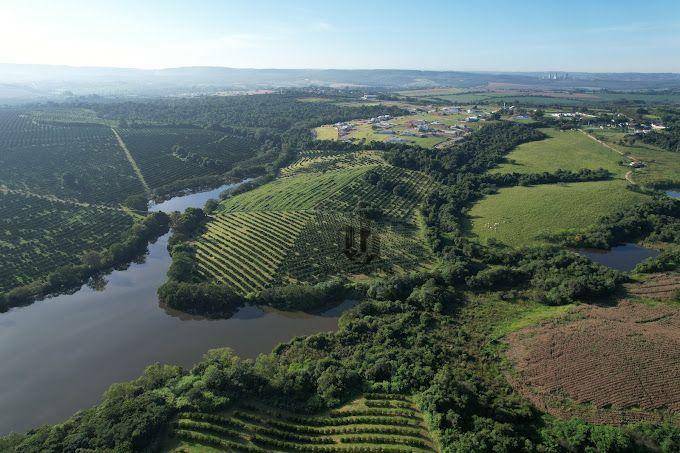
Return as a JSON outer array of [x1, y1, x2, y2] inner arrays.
[[506, 300, 680, 425]]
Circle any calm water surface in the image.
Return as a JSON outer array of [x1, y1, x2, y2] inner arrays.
[[665, 190, 680, 199], [0, 182, 353, 435], [578, 243, 660, 272]]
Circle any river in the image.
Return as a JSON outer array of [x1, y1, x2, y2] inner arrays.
[[0, 182, 355, 435]]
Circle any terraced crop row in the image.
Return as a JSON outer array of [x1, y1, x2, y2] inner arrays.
[[170, 394, 436, 452], [0, 190, 135, 292], [220, 166, 372, 213], [278, 211, 428, 284], [280, 151, 385, 178], [195, 211, 314, 294], [322, 166, 436, 221]]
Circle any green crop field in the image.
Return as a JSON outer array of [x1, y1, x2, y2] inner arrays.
[[0, 190, 135, 292], [279, 150, 385, 178], [0, 110, 144, 205], [492, 128, 626, 176], [195, 152, 435, 294], [220, 166, 373, 213], [468, 180, 649, 246], [167, 393, 436, 452]]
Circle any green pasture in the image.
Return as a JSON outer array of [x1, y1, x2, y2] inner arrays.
[[493, 128, 626, 176], [468, 180, 648, 247]]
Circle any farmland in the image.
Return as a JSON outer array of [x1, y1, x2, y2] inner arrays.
[[220, 166, 372, 213], [398, 88, 680, 106], [0, 96, 401, 301], [168, 394, 436, 452], [194, 151, 435, 294], [0, 110, 144, 205], [279, 150, 385, 178], [1, 87, 679, 453], [492, 128, 626, 175], [468, 180, 648, 246], [116, 128, 226, 190], [0, 190, 135, 292], [505, 299, 680, 425]]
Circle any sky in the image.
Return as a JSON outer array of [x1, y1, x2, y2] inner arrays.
[[1, 0, 679, 72]]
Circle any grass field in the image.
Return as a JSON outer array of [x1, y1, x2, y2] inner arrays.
[[167, 393, 436, 452], [315, 125, 339, 140], [468, 180, 648, 246], [493, 128, 626, 176]]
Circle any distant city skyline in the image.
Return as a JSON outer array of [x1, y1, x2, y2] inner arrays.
[[1, 0, 679, 72]]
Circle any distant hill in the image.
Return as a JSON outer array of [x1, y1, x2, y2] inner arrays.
[[1, 63, 680, 103]]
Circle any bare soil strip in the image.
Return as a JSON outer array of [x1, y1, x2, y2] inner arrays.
[[111, 127, 152, 197], [580, 130, 637, 184], [0, 184, 127, 212]]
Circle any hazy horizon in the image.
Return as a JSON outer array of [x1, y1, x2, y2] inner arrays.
[[3, 62, 680, 74], [2, 0, 679, 72]]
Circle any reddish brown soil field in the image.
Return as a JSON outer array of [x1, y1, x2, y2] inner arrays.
[[625, 272, 680, 301], [506, 300, 680, 425]]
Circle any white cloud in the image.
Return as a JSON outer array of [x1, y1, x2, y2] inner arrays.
[[311, 21, 334, 32]]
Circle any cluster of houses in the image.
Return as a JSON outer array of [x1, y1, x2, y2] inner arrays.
[[368, 115, 392, 124], [628, 121, 666, 134], [550, 112, 596, 119], [333, 121, 355, 137]]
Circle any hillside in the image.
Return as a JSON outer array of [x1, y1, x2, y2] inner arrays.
[[192, 150, 436, 294]]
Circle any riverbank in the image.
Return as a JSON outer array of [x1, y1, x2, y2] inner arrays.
[[0, 182, 358, 435]]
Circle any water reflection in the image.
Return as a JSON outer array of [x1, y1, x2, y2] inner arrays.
[[578, 243, 660, 272], [0, 181, 355, 435], [149, 180, 250, 213]]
